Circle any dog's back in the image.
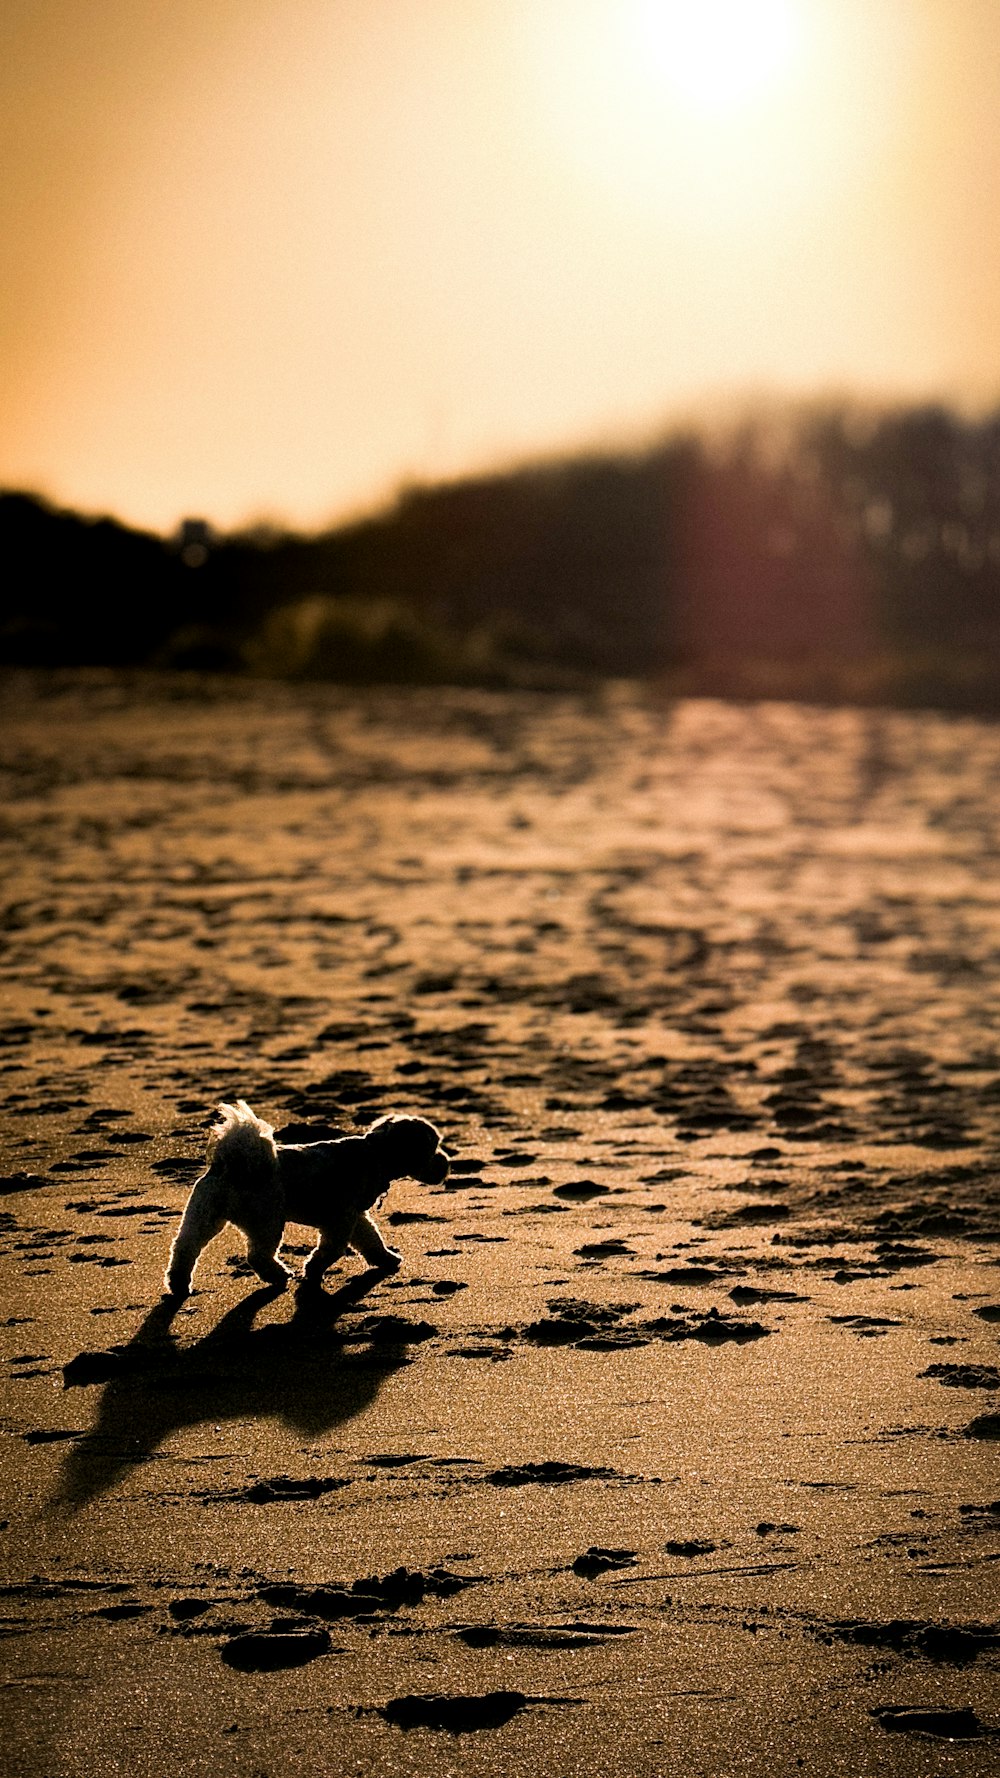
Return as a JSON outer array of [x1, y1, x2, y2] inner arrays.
[[276, 1134, 373, 1226]]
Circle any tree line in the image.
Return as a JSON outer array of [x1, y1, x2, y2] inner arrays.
[[3, 402, 1000, 705]]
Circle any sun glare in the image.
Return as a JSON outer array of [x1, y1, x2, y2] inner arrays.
[[632, 0, 801, 113]]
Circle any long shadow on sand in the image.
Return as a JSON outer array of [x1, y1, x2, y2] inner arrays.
[[55, 1274, 406, 1512]]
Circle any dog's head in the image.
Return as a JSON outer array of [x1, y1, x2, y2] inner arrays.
[[365, 1115, 450, 1186]]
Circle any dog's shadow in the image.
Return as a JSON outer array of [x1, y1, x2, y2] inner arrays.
[[55, 1273, 406, 1512]]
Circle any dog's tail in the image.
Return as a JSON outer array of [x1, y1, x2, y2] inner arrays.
[[207, 1100, 278, 1187]]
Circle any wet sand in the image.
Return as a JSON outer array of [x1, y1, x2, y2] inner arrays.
[[1, 670, 999, 1776]]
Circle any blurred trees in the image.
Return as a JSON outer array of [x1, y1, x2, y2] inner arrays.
[[3, 402, 1000, 704]]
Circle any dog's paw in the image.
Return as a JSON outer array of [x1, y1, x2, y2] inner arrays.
[[378, 1248, 403, 1273], [164, 1275, 191, 1299]]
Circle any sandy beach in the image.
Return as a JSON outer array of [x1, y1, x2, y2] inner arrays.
[[1, 670, 999, 1776]]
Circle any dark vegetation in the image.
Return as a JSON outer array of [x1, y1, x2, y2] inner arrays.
[[3, 402, 1000, 706]]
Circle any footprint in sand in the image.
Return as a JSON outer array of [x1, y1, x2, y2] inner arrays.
[[221, 1629, 332, 1671], [379, 1691, 578, 1732]]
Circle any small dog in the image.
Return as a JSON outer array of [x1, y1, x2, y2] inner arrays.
[[165, 1101, 449, 1297]]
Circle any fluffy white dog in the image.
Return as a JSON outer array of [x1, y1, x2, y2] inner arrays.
[[165, 1101, 449, 1297]]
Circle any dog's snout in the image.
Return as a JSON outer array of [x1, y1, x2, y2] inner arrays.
[[422, 1149, 449, 1185]]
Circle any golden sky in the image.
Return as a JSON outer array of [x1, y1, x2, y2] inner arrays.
[[2, 0, 999, 533]]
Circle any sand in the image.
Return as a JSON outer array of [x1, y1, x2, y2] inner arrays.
[[1, 668, 999, 1777]]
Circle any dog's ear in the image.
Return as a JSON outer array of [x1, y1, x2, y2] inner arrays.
[[365, 1115, 412, 1165]]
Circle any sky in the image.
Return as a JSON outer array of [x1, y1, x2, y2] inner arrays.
[[2, 0, 999, 534]]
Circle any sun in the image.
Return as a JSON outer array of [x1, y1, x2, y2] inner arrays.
[[536, 0, 822, 230], [631, 0, 801, 114]]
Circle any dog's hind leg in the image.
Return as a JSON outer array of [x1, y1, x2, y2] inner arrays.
[[244, 1212, 292, 1291], [165, 1172, 227, 1297], [301, 1231, 349, 1288], [348, 1210, 402, 1272]]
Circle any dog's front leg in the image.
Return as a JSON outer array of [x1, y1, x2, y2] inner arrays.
[[349, 1210, 402, 1272]]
